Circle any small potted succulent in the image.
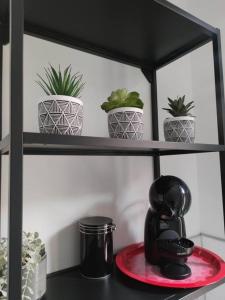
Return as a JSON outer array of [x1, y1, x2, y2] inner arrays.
[[37, 65, 85, 135], [101, 88, 144, 140], [0, 232, 46, 300], [163, 96, 195, 143]]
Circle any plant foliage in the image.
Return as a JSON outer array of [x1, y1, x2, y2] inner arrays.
[[162, 95, 195, 117], [101, 88, 144, 113], [37, 65, 85, 97], [0, 232, 46, 300]]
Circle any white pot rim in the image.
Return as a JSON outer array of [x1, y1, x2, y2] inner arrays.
[[164, 116, 195, 121], [108, 107, 143, 115], [38, 95, 83, 106]]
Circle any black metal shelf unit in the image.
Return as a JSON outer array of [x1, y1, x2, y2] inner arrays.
[[0, 0, 225, 299]]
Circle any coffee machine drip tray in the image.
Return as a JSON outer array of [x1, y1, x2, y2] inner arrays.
[[116, 243, 225, 288]]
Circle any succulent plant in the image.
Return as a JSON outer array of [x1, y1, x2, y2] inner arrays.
[[101, 88, 144, 113], [163, 96, 195, 117], [0, 232, 45, 300], [37, 64, 85, 97]]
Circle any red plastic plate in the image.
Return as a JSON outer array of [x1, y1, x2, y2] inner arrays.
[[116, 243, 225, 288]]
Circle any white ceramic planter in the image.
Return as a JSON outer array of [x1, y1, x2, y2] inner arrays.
[[108, 107, 144, 140], [22, 255, 47, 300], [38, 95, 83, 135], [164, 116, 195, 143]]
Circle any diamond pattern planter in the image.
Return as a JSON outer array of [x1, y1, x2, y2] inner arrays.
[[38, 96, 83, 135], [164, 116, 195, 143], [108, 107, 144, 140]]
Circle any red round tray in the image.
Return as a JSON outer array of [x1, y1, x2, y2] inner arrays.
[[116, 243, 225, 288]]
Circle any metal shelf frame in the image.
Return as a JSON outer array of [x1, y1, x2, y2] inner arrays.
[[0, 0, 225, 299], [0, 133, 224, 156]]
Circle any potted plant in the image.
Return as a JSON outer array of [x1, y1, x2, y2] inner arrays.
[[0, 232, 46, 300], [101, 88, 144, 140], [163, 95, 195, 143], [37, 65, 85, 135]]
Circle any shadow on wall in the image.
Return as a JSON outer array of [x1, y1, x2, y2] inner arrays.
[[48, 196, 148, 274], [44, 156, 150, 273], [48, 222, 80, 272], [22, 152, 151, 273]]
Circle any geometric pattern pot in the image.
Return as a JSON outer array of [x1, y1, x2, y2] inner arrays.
[[108, 107, 144, 140], [38, 95, 83, 135], [164, 116, 195, 143]]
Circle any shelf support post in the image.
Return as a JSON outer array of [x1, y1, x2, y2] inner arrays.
[[142, 68, 160, 179], [0, 23, 9, 46], [8, 0, 24, 299], [213, 30, 225, 233]]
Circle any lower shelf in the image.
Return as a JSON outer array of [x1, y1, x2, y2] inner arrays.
[[42, 264, 225, 300]]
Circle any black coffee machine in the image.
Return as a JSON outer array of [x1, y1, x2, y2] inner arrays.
[[144, 175, 194, 280]]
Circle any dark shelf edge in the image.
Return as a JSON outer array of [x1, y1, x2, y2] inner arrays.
[[1, 133, 225, 156], [44, 263, 225, 300], [155, 37, 212, 70], [24, 22, 143, 69], [22, 132, 225, 153], [154, 0, 218, 35], [174, 277, 225, 300]]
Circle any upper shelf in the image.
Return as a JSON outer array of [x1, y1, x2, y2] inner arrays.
[[0, 133, 224, 156], [0, 0, 218, 69]]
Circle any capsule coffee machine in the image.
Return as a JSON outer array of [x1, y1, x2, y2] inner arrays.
[[144, 175, 194, 280]]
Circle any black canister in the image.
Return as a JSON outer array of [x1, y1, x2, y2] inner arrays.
[[79, 216, 116, 278]]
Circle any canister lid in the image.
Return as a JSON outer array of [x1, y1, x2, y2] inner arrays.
[[79, 216, 116, 234], [79, 216, 113, 227]]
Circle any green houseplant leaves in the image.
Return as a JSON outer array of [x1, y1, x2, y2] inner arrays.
[[37, 65, 85, 97], [162, 95, 195, 117], [101, 89, 144, 113], [0, 232, 46, 300]]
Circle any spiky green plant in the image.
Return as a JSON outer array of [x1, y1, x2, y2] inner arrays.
[[101, 88, 144, 113], [162, 96, 195, 117], [37, 65, 85, 97]]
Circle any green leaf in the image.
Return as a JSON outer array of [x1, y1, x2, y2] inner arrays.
[[58, 65, 63, 93], [36, 80, 51, 95], [181, 95, 185, 104], [186, 106, 195, 112], [62, 65, 71, 91], [101, 89, 144, 112], [163, 95, 194, 116], [162, 108, 176, 116], [36, 64, 85, 97], [127, 91, 140, 98], [108, 89, 128, 102], [185, 101, 194, 109], [46, 67, 60, 92], [43, 69, 57, 94]]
